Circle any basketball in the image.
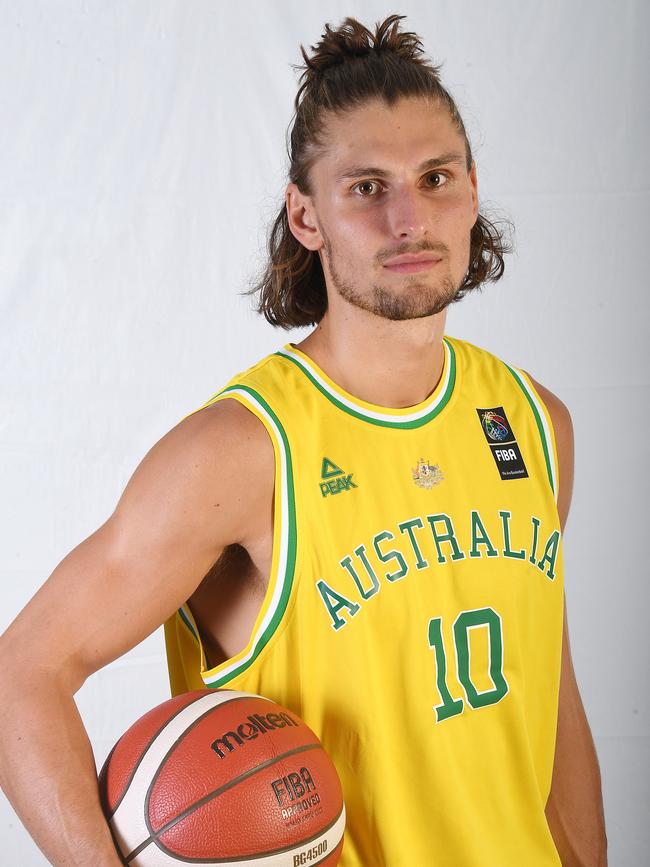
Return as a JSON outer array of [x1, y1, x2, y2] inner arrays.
[[98, 689, 345, 866]]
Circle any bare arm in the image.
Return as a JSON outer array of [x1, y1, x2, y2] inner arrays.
[[0, 398, 273, 866], [527, 375, 608, 866]]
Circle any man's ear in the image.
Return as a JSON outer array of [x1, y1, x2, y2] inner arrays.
[[286, 183, 323, 251], [469, 160, 479, 225]]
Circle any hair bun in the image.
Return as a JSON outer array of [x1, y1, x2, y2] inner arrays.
[[295, 14, 427, 82]]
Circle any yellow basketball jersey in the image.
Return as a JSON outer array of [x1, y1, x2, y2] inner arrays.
[[164, 334, 564, 866]]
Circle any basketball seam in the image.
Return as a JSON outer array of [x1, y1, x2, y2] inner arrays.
[[98, 740, 119, 815], [139, 695, 276, 846], [104, 691, 238, 820], [128, 742, 335, 864], [152, 804, 344, 864]]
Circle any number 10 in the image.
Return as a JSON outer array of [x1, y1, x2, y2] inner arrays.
[[427, 606, 509, 722]]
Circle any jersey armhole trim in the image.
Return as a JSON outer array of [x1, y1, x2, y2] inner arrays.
[[503, 363, 558, 501], [187, 383, 298, 689]]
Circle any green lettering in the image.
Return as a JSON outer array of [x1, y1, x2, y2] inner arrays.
[[341, 549, 379, 599], [426, 513, 465, 563], [469, 510, 498, 558], [529, 516, 541, 564], [499, 510, 526, 559], [315, 579, 360, 630], [373, 530, 408, 582], [537, 529, 560, 580], [398, 517, 429, 569]]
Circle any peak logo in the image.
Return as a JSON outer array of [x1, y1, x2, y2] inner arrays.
[[319, 455, 358, 498], [210, 711, 299, 759]]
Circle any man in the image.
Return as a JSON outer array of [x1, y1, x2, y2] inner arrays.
[[0, 13, 607, 866]]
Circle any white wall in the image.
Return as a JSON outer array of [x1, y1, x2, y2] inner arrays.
[[1, 1, 647, 863]]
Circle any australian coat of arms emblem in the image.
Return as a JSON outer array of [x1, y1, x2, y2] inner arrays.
[[412, 457, 444, 489]]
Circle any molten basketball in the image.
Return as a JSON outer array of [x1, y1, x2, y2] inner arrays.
[[98, 689, 345, 865]]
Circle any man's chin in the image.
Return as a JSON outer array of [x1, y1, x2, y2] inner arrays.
[[379, 305, 451, 322], [366, 295, 453, 321], [372, 283, 457, 319], [331, 270, 461, 320]]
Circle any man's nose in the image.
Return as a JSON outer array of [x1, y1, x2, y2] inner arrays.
[[385, 186, 431, 238]]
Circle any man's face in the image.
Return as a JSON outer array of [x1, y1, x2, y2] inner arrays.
[[304, 96, 479, 321]]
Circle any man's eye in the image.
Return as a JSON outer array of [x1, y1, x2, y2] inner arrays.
[[425, 172, 448, 188], [353, 180, 382, 196]]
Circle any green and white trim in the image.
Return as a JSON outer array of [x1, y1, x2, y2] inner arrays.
[[179, 384, 298, 688], [275, 337, 457, 429], [179, 604, 200, 644], [504, 364, 558, 500]]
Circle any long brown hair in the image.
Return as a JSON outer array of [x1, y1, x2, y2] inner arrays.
[[243, 14, 513, 329]]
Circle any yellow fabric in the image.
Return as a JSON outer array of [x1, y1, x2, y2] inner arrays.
[[164, 334, 564, 866]]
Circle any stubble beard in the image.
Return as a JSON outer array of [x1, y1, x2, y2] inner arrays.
[[321, 231, 463, 322]]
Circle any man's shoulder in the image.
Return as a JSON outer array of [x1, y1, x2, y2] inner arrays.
[[119, 394, 275, 554], [521, 374, 572, 432], [447, 334, 572, 415], [446, 333, 520, 368], [172, 395, 275, 472], [448, 332, 573, 455], [182, 345, 296, 421], [156, 345, 297, 505]]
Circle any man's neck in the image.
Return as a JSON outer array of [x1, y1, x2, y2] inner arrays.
[[292, 310, 448, 409]]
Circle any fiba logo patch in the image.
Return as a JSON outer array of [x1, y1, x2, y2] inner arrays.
[[480, 409, 511, 442], [476, 406, 529, 481]]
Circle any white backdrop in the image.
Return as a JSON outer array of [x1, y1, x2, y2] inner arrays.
[[1, 1, 647, 863]]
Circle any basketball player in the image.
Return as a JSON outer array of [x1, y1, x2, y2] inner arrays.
[[0, 14, 607, 866]]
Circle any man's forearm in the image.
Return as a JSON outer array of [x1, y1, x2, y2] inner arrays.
[[0, 670, 123, 866], [545, 691, 608, 866]]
